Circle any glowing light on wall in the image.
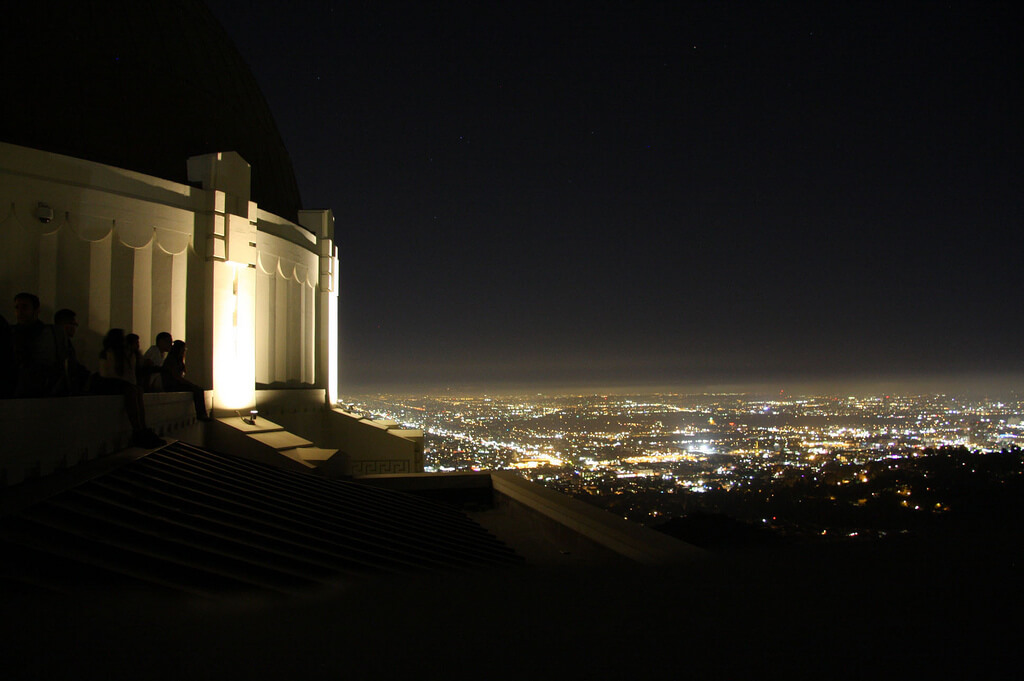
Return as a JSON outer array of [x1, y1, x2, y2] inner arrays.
[[213, 260, 256, 411]]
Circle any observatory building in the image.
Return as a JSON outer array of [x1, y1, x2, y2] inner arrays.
[[0, 0, 700, 598], [0, 0, 426, 480]]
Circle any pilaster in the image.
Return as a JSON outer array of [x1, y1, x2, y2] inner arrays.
[[300, 209, 339, 405]]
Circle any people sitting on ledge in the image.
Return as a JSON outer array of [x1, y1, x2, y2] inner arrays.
[[93, 328, 165, 448], [161, 340, 210, 421], [141, 331, 172, 391], [4, 293, 209, 431]]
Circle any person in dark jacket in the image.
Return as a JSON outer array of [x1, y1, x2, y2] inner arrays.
[[161, 340, 210, 421]]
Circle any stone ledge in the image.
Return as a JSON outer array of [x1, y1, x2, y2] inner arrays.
[[358, 471, 705, 566], [489, 472, 706, 565], [0, 393, 199, 486]]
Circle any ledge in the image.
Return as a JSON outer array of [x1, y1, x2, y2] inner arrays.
[[0, 392, 200, 486], [489, 472, 705, 565], [358, 471, 705, 566]]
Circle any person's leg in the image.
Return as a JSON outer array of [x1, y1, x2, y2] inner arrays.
[[133, 384, 148, 429], [191, 387, 209, 420], [124, 382, 163, 447], [166, 377, 209, 420], [179, 379, 209, 420], [121, 382, 144, 432]]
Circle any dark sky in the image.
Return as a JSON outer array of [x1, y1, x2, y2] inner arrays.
[[204, 0, 1022, 394]]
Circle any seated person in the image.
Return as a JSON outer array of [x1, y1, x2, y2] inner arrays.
[[12, 292, 59, 397], [53, 308, 91, 396], [161, 340, 210, 421], [141, 331, 172, 391], [93, 328, 164, 448]]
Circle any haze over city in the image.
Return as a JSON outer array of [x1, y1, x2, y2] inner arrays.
[[206, 1, 1021, 394]]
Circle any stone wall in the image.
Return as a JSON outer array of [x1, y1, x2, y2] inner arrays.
[[0, 392, 201, 486]]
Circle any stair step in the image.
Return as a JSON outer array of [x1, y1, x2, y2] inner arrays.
[[214, 416, 284, 435], [247, 431, 314, 451], [294, 447, 339, 463]]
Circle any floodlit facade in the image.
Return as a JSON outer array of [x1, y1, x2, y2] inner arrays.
[[1, 141, 337, 408], [1, 141, 423, 479]]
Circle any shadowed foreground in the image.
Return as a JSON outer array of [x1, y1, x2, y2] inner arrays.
[[4, 531, 1018, 679]]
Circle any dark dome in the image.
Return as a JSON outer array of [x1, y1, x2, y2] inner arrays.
[[1, 1, 302, 221]]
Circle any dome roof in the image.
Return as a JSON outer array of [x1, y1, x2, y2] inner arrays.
[[1, 0, 302, 221]]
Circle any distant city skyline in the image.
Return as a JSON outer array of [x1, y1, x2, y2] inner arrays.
[[204, 1, 1022, 392], [342, 372, 1024, 402]]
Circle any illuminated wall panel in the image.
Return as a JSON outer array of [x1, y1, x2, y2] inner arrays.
[[132, 241, 153, 344], [287, 277, 301, 381], [302, 280, 314, 385], [255, 266, 273, 384], [211, 261, 256, 411], [109, 238, 135, 332], [151, 247, 173, 341], [2, 143, 335, 411], [274, 268, 288, 384], [170, 250, 188, 343], [88, 235, 112, 341]]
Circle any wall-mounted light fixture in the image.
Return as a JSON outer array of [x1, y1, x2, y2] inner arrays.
[[34, 202, 54, 224]]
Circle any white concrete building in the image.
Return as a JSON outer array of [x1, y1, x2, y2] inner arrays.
[[0, 0, 429, 485], [1, 141, 423, 483]]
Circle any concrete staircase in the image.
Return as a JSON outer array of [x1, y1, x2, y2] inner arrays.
[[214, 416, 338, 468]]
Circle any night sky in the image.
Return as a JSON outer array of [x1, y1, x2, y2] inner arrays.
[[203, 1, 1022, 394]]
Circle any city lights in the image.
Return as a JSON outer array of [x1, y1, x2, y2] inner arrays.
[[345, 391, 1024, 540]]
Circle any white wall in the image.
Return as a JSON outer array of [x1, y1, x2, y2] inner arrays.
[[0, 142, 338, 407]]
